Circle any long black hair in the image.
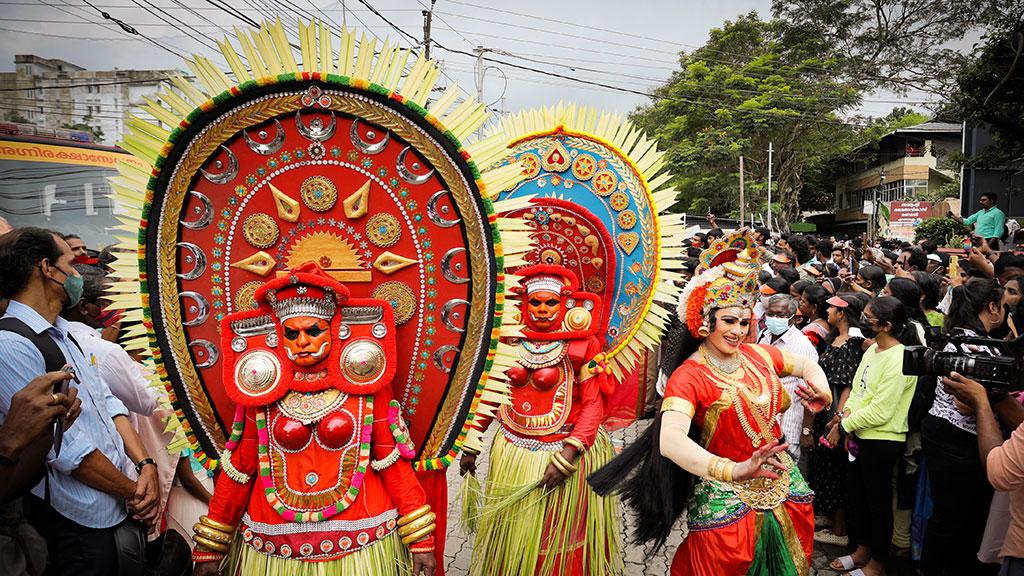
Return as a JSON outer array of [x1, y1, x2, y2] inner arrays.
[[911, 271, 942, 312], [945, 277, 1004, 335], [588, 311, 711, 551], [886, 277, 929, 332]]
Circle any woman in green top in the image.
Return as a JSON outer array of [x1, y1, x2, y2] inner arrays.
[[826, 297, 919, 576], [912, 271, 945, 330]]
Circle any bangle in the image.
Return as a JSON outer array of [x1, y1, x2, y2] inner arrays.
[[563, 437, 586, 453], [549, 454, 570, 475], [193, 523, 233, 544], [722, 460, 735, 483], [200, 515, 236, 533], [401, 523, 435, 545], [135, 458, 156, 474], [398, 505, 432, 527], [552, 452, 577, 474], [409, 542, 435, 554], [193, 535, 231, 553], [398, 513, 436, 537]]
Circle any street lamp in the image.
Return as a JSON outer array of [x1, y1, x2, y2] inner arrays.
[[871, 168, 886, 243]]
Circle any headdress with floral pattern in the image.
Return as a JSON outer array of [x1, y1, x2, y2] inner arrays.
[[677, 229, 763, 336]]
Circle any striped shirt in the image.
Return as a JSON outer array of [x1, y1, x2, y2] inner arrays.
[[0, 300, 130, 528]]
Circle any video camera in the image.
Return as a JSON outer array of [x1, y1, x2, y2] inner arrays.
[[903, 331, 1024, 391]]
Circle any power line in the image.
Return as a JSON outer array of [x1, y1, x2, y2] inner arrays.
[[0, 78, 176, 93]]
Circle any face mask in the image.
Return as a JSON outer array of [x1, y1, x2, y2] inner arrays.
[[764, 316, 791, 336], [47, 265, 84, 308]]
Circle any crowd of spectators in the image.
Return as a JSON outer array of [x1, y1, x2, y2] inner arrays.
[[664, 216, 1024, 576]]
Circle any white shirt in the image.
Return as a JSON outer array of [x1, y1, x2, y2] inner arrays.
[[67, 321, 159, 416], [759, 324, 819, 459]]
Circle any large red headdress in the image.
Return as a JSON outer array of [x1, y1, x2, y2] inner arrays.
[[678, 229, 763, 336]]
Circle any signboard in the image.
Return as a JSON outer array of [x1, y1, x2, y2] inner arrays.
[[862, 200, 875, 215], [888, 200, 933, 242], [0, 139, 148, 170]]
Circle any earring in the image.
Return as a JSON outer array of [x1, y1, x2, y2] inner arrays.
[[697, 322, 711, 338]]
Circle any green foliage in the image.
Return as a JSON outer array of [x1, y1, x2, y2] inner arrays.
[[60, 115, 104, 141], [3, 110, 30, 123], [631, 12, 860, 223], [914, 217, 969, 247], [915, 179, 960, 203]]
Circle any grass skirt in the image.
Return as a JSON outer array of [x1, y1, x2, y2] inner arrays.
[[469, 428, 623, 576], [222, 530, 412, 576]]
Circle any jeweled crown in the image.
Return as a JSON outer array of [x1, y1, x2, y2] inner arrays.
[[268, 295, 336, 321]]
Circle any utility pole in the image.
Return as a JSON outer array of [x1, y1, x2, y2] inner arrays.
[[341, 0, 346, 28], [767, 142, 774, 233], [421, 9, 433, 59], [474, 46, 486, 103], [738, 155, 745, 224]]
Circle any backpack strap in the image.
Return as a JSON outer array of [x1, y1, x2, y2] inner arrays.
[[0, 318, 69, 373]]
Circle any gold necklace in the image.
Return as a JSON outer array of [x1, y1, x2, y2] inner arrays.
[[699, 344, 742, 375], [699, 351, 780, 447]]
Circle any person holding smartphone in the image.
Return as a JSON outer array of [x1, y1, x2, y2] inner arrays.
[[949, 192, 1006, 241]]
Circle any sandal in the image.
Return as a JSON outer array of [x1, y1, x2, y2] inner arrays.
[[829, 555, 864, 571]]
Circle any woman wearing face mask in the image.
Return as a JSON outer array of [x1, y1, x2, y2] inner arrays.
[[827, 297, 919, 576], [810, 293, 866, 547], [590, 231, 832, 576], [920, 278, 1006, 576]]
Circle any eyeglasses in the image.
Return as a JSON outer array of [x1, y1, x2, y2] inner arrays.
[[860, 314, 878, 325]]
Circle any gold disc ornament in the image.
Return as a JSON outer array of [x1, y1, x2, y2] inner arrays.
[[300, 175, 338, 212], [242, 213, 280, 248], [366, 213, 402, 248], [234, 281, 263, 310], [372, 281, 417, 324]]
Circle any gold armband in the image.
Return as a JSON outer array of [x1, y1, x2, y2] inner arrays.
[[563, 437, 586, 453], [193, 534, 231, 553], [398, 513, 436, 538], [401, 523, 436, 545], [199, 515, 235, 533], [398, 505, 432, 528], [551, 452, 577, 474], [193, 523, 233, 544]]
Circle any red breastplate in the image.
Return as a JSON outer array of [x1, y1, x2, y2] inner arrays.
[[500, 340, 574, 436], [261, 388, 371, 518]]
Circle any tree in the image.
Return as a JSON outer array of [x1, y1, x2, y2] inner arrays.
[[3, 110, 30, 123], [631, 12, 861, 224], [771, 0, 1016, 95], [61, 114, 104, 142]]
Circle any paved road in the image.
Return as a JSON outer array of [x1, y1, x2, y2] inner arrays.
[[441, 420, 916, 576]]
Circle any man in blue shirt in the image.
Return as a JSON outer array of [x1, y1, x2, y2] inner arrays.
[[0, 227, 160, 575], [949, 192, 1008, 241]]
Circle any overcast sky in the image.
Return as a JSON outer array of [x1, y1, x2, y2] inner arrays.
[[0, 0, 939, 119]]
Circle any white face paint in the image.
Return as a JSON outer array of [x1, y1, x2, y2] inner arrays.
[[284, 341, 330, 362]]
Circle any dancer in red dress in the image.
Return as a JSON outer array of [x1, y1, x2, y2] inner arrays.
[[591, 230, 832, 576]]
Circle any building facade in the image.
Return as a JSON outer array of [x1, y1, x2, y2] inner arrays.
[[0, 55, 179, 146]]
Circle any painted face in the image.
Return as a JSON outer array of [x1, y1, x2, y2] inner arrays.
[[526, 290, 561, 331], [282, 316, 331, 366], [707, 306, 751, 355]]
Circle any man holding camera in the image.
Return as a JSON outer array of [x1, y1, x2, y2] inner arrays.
[[949, 192, 1007, 242], [0, 227, 159, 576], [942, 372, 1024, 576]]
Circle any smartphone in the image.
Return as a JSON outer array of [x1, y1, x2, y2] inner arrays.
[[54, 366, 77, 457], [962, 237, 973, 251], [949, 255, 960, 277]]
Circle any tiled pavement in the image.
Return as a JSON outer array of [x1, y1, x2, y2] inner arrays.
[[442, 420, 916, 576]]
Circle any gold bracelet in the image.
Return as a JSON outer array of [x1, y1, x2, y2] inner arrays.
[[706, 456, 721, 480], [563, 437, 586, 453], [199, 515, 236, 533], [193, 534, 231, 553], [398, 513, 436, 537], [722, 460, 735, 483], [400, 523, 435, 545], [193, 523, 233, 544], [552, 452, 577, 473], [398, 505, 432, 527], [549, 454, 571, 475]]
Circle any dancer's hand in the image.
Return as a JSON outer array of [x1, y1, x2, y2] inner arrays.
[[459, 452, 478, 477], [795, 382, 830, 414], [538, 446, 578, 490], [412, 551, 436, 576], [732, 441, 790, 482]]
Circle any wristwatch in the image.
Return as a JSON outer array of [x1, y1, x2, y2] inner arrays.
[[801, 427, 812, 436], [135, 458, 156, 474]]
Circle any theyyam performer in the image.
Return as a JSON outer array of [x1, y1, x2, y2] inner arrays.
[[590, 230, 832, 576], [103, 17, 531, 575], [459, 105, 691, 575]]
